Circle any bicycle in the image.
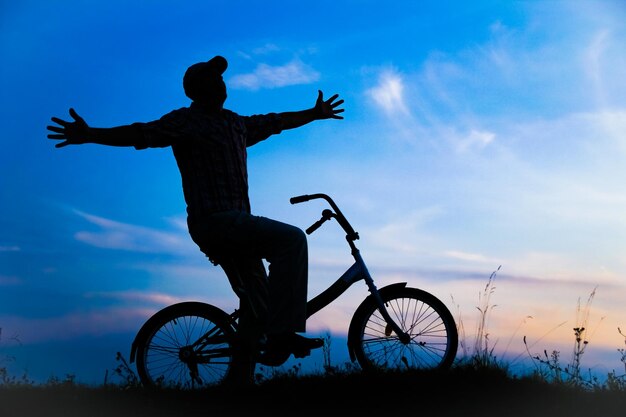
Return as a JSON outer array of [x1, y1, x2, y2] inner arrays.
[[129, 193, 458, 388]]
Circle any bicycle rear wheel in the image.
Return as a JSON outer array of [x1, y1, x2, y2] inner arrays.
[[133, 302, 236, 388], [348, 286, 458, 371]]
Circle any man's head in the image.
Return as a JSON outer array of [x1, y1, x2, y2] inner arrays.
[[183, 56, 228, 108]]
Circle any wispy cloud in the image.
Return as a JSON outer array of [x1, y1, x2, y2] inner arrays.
[[366, 69, 410, 116], [0, 274, 21, 286], [582, 29, 626, 110], [444, 250, 502, 265], [229, 59, 320, 90], [130, 261, 219, 281], [0, 244, 23, 286], [0, 307, 154, 343], [236, 43, 281, 60], [252, 43, 281, 55], [364, 67, 500, 153], [84, 290, 183, 306], [454, 129, 496, 153], [73, 210, 196, 255]]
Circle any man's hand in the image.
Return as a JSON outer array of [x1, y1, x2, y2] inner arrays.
[[314, 90, 344, 120], [47, 108, 90, 148], [269, 90, 345, 131]]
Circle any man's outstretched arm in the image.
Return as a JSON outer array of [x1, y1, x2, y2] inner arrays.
[[278, 90, 344, 131], [47, 108, 142, 148]]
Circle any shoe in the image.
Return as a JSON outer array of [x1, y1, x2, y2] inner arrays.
[[258, 333, 324, 365], [288, 333, 324, 354]]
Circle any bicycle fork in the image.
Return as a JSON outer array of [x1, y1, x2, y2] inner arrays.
[[304, 247, 411, 344], [353, 251, 412, 344]]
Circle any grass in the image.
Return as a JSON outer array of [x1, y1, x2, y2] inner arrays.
[[1, 269, 625, 416], [1, 365, 624, 417]]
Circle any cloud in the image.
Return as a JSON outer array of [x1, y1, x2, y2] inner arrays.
[[229, 59, 320, 90], [0, 274, 21, 286], [366, 69, 410, 116], [252, 43, 281, 55], [0, 245, 20, 252], [72, 210, 196, 255], [130, 261, 219, 280], [454, 129, 496, 152], [236, 43, 281, 60], [583, 30, 609, 86], [582, 29, 626, 109], [444, 250, 502, 265], [84, 290, 184, 306], [364, 67, 500, 152], [0, 307, 153, 343]]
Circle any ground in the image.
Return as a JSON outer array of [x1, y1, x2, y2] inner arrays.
[[1, 368, 625, 417]]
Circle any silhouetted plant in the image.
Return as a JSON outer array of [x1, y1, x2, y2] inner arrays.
[[321, 331, 334, 374], [524, 287, 610, 389], [528, 348, 565, 384], [0, 327, 33, 386], [618, 327, 626, 373], [604, 327, 626, 391], [0, 366, 34, 386], [568, 287, 600, 384], [256, 361, 303, 384], [46, 373, 78, 387], [104, 352, 140, 388], [450, 294, 469, 358], [472, 266, 500, 368], [451, 266, 510, 372]]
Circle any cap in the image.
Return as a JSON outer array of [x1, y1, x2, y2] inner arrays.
[[183, 56, 228, 101]]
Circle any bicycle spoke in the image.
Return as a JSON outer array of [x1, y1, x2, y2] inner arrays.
[[146, 344, 181, 355], [354, 288, 457, 371], [136, 306, 234, 388]]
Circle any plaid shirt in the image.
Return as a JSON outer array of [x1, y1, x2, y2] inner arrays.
[[133, 102, 283, 217]]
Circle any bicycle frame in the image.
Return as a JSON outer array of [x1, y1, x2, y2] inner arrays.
[[305, 247, 410, 344], [305, 251, 365, 318], [293, 193, 410, 344]]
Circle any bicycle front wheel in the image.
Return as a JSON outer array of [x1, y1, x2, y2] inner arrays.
[[348, 286, 458, 371], [133, 302, 236, 389]]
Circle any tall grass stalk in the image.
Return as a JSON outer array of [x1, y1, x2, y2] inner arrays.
[[450, 294, 468, 358], [472, 266, 500, 368], [570, 286, 597, 383], [604, 327, 626, 390], [618, 327, 626, 375], [322, 331, 333, 373]]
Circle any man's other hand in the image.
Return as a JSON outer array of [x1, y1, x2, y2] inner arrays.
[[314, 90, 344, 120], [47, 108, 90, 148]]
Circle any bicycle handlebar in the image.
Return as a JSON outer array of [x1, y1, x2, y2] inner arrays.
[[289, 194, 314, 204], [305, 209, 333, 235], [290, 193, 359, 241], [290, 193, 335, 207]]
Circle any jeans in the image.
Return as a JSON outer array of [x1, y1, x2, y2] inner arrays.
[[188, 211, 308, 334]]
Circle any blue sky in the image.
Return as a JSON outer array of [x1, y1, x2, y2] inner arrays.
[[2, 0, 626, 384]]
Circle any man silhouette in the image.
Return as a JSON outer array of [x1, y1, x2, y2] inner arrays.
[[47, 55, 344, 381]]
